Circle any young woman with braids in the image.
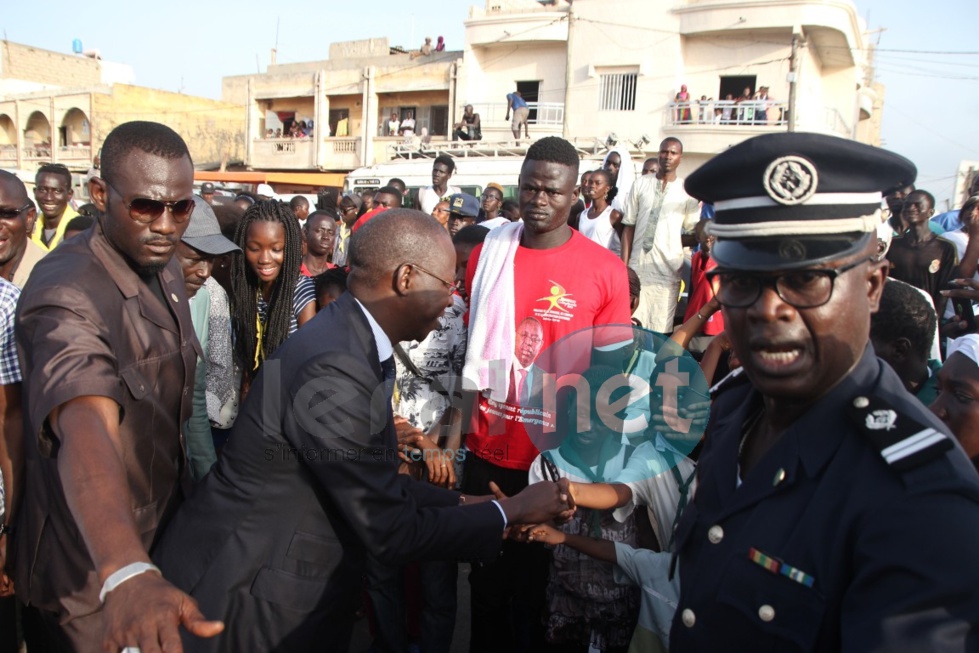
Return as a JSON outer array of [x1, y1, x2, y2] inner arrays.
[[231, 200, 317, 398], [579, 169, 622, 255]]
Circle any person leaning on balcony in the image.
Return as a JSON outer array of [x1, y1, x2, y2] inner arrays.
[[755, 86, 771, 124], [31, 163, 78, 252], [675, 84, 692, 123], [736, 87, 754, 125], [453, 105, 482, 141], [505, 89, 530, 141]]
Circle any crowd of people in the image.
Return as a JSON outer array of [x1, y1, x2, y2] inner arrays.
[[0, 120, 978, 653], [264, 120, 315, 139], [673, 85, 781, 126]]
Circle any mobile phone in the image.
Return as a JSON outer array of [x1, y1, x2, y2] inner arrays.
[[951, 288, 977, 331]]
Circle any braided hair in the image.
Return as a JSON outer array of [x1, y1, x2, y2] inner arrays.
[[230, 200, 304, 375]]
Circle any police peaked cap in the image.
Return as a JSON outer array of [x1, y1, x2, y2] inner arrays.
[[685, 132, 916, 270]]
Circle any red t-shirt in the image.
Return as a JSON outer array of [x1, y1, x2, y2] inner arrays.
[[352, 206, 388, 233], [682, 250, 724, 336], [465, 230, 632, 471], [300, 261, 337, 278]]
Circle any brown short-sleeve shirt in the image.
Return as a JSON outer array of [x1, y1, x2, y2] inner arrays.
[[12, 221, 199, 620]]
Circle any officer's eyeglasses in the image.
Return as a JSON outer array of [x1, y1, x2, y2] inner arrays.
[[106, 181, 195, 224], [0, 202, 32, 222], [707, 257, 871, 309]]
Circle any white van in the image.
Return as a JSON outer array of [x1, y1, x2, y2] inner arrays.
[[345, 157, 526, 206]]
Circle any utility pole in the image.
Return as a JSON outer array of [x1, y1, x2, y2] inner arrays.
[[787, 31, 801, 132], [562, 2, 575, 140]]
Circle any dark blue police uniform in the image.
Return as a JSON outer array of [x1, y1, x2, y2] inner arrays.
[[671, 346, 979, 651], [671, 132, 979, 652]]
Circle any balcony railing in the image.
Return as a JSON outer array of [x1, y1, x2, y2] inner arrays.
[[58, 145, 93, 162], [0, 145, 16, 164], [466, 102, 565, 127], [668, 100, 787, 127], [668, 101, 853, 137], [23, 145, 53, 161], [250, 137, 361, 170]]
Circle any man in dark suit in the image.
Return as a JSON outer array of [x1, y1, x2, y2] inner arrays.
[[154, 209, 570, 652]]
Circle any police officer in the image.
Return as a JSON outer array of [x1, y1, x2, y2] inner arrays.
[[671, 133, 979, 651]]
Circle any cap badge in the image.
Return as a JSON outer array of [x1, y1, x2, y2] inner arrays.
[[865, 409, 897, 431], [778, 239, 806, 261], [763, 155, 819, 206]]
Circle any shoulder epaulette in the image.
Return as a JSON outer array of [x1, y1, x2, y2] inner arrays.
[[709, 366, 747, 400], [846, 394, 953, 472]]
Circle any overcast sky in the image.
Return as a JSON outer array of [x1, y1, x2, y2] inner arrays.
[[3, 0, 976, 207]]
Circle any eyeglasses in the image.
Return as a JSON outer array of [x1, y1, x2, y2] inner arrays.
[[105, 181, 195, 224], [408, 263, 456, 295], [706, 257, 871, 309], [0, 202, 32, 222]]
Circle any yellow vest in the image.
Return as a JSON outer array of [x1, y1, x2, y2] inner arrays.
[[31, 206, 78, 252]]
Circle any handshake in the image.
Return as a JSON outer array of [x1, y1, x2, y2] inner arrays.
[[462, 478, 577, 534]]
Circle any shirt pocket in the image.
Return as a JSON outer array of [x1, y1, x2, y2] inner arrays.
[[120, 366, 150, 401], [717, 552, 826, 652]]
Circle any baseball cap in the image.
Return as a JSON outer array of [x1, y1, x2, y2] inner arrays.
[[200, 182, 215, 194], [182, 196, 240, 255], [449, 193, 480, 218]]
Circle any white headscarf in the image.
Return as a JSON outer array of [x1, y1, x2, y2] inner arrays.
[[948, 334, 979, 366], [602, 147, 636, 213]]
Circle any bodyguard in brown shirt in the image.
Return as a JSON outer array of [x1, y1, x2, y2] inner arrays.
[[10, 122, 223, 652]]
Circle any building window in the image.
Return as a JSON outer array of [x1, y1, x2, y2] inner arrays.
[[599, 72, 637, 111]]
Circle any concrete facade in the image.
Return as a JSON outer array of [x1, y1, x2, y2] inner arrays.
[[0, 40, 243, 173], [223, 37, 463, 171], [461, 0, 882, 171]]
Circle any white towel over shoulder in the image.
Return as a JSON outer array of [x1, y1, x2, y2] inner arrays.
[[462, 221, 523, 402]]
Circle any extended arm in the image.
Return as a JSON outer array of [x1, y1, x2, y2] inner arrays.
[[53, 396, 223, 652], [526, 522, 617, 564], [670, 296, 720, 351]]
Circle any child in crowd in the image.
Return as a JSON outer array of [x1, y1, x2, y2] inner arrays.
[[528, 366, 641, 653]]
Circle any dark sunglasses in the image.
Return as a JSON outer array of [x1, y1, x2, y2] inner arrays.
[[0, 202, 32, 221], [106, 181, 195, 224]]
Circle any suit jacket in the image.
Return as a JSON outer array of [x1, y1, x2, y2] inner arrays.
[[153, 292, 504, 652]]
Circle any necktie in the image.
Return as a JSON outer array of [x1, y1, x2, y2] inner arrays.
[[517, 369, 528, 406], [381, 356, 397, 400]]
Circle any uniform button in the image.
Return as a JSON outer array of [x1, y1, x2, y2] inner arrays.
[[758, 604, 775, 622], [170, 293, 179, 302], [773, 468, 787, 486], [682, 608, 696, 627], [852, 396, 869, 408], [707, 525, 724, 544]]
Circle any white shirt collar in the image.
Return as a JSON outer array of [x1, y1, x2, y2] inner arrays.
[[354, 298, 393, 363]]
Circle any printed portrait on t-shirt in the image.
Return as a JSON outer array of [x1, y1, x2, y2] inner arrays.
[[510, 316, 544, 406]]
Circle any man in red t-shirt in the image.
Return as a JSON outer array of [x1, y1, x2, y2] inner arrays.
[[463, 137, 632, 652], [351, 186, 401, 233]]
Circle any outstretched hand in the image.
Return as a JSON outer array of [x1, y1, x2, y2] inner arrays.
[[495, 481, 574, 527], [102, 571, 224, 653]]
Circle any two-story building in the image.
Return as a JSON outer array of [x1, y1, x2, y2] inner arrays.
[[0, 40, 245, 175], [223, 38, 466, 172], [461, 0, 882, 170]]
